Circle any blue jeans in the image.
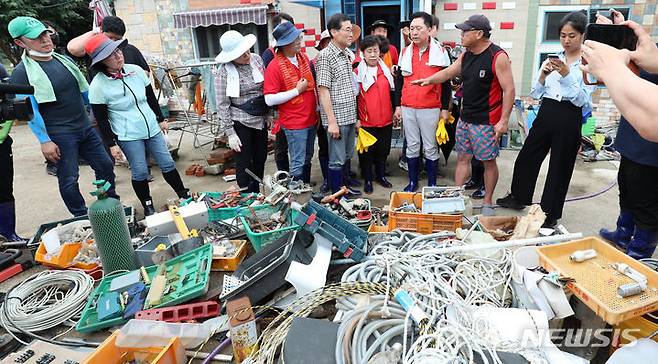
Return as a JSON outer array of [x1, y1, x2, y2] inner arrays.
[[118, 132, 175, 181], [284, 126, 316, 179], [50, 127, 117, 217], [326, 124, 356, 170]]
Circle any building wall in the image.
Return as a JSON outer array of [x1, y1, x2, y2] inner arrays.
[[433, 1, 532, 93], [115, 0, 195, 62], [279, 2, 323, 59]]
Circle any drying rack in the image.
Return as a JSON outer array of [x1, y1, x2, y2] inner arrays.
[[150, 61, 223, 150]]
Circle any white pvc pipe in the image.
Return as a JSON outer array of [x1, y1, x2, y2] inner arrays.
[[400, 233, 583, 256]]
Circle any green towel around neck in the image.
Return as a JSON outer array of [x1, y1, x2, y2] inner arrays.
[[21, 51, 89, 103]]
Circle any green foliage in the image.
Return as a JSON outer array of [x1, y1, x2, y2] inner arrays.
[[0, 0, 96, 65]]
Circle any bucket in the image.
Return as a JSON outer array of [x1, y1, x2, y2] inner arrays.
[[512, 246, 540, 285]]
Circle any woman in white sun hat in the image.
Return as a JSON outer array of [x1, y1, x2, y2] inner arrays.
[[214, 30, 268, 192]]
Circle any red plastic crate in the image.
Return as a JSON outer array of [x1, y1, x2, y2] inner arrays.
[[482, 2, 497, 9], [444, 3, 458, 11], [500, 22, 515, 30], [135, 301, 220, 323]]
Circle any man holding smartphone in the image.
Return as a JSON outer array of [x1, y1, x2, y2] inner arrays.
[[591, 11, 658, 260]]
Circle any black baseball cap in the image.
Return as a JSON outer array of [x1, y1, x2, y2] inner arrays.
[[455, 14, 492, 31], [367, 20, 393, 33]]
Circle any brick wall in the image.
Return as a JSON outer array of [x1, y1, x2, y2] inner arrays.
[[434, 1, 532, 93], [279, 2, 323, 59]]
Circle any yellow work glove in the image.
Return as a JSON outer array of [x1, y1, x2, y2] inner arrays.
[[436, 119, 449, 145], [357, 128, 377, 154]]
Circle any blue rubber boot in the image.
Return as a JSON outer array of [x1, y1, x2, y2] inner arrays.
[[626, 227, 658, 260], [319, 157, 329, 193], [344, 160, 362, 188], [599, 210, 635, 251], [426, 159, 438, 187], [404, 157, 420, 192], [328, 167, 344, 194]]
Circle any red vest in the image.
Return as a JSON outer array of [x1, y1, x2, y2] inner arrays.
[[356, 65, 393, 128], [401, 45, 444, 109]]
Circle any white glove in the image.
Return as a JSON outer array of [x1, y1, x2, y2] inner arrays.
[[228, 134, 242, 152]]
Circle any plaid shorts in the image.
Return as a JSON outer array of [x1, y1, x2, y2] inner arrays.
[[455, 120, 499, 161]]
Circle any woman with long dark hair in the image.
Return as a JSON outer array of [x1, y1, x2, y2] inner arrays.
[[497, 11, 593, 228], [87, 34, 189, 216]]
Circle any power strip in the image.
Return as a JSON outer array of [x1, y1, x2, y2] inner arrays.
[[1, 341, 89, 364]]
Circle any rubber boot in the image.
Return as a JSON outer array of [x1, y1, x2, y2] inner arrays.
[[162, 170, 190, 199], [328, 168, 344, 194], [363, 165, 374, 194], [132, 179, 156, 216], [599, 210, 635, 251], [626, 227, 658, 260], [302, 163, 312, 184], [375, 161, 392, 188], [426, 159, 438, 187], [248, 180, 261, 193], [319, 157, 329, 193], [0, 201, 26, 242], [344, 160, 362, 188], [404, 157, 420, 192]]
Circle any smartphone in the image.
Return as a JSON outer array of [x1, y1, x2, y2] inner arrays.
[[583, 24, 639, 85], [547, 54, 560, 61], [584, 24, 637, 51]]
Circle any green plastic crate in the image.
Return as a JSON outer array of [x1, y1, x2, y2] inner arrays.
[[204, 192, 262, 222], [75, 244, 213, 333], [238, 204, 300, 251]]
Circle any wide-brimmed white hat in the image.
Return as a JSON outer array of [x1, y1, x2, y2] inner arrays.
[[215, 30, 257, 63]]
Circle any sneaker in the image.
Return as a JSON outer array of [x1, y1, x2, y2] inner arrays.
[[471, 186, 485, 200], [542, 218, 558, 229], [398, 159, 408, 171], [496, 192, 525, 210], [46, 163, 57, 176], [463, 179, 478, 190]]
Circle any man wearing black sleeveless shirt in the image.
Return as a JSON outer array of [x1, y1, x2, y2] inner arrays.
[[413, 14, 515, 216]]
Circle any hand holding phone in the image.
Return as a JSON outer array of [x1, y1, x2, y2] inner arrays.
[[582, 24, 639, 85]]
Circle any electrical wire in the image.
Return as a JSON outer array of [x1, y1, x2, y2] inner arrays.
[[0, 270, 94, 347]]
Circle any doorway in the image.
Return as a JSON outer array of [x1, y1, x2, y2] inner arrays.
[[361, 1, 402, 51]]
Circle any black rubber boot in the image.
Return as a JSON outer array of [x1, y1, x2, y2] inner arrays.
[[162, 170, 190, 199], [132, 179, 156, 216]]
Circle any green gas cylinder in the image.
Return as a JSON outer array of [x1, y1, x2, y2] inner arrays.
[[88, 180, 137, 274]]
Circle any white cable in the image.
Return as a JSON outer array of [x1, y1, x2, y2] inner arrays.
[[0, 270, 94, 337]]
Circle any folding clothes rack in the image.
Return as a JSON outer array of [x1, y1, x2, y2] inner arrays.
[[150, 61, 222, 150]]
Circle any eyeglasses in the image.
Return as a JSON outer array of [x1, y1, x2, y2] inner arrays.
[[109, 48, 123, 58], [340, 27, 353, 33]]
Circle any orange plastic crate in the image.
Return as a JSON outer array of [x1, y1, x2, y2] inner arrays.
[[387, 192, 462, 234], [35, 240, 99, 270], [83, 332, 185, 364], [537, 237, 658, 325], [211, 240, 249, 271]]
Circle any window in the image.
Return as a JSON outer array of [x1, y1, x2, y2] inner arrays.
[[193, 23, 268, 61], [542, 11, 571, 42], [588, 7, 630, 24]]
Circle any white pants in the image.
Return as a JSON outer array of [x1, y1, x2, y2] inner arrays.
[[401, 106, 440, 160]]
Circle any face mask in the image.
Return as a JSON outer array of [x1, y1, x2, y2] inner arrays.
[[27, 49, 53, 57]]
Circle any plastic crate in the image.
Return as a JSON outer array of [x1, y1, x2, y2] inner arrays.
[[28, 206, 135, 247], [294, 201, 367, 262], [388, 192, 462, 234], [211, 240, 249, 271], [238, 205, 300, 251], [83, 331, 185, 364], [204, 192, 261, 222], [421, 187, 466, 214], [76, 244, 213, 333], [35, 240, 99, 270], [537, 237, 658, 325]]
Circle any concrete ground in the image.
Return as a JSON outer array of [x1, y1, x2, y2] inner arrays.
[[10, 123, 619, 239]]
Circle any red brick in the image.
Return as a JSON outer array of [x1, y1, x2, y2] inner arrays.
[[295, 23, 305, 29], [305, 40, 316, 47], [444, 3, 458, 11], [482, 2, 496, 10], [135, 301, 220, 322], [500, 22, 514, 30], [305, 28, 316, 35]]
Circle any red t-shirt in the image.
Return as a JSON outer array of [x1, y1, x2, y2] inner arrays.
[[264, 56, 317, 130], [356, 65, 393, 128]]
